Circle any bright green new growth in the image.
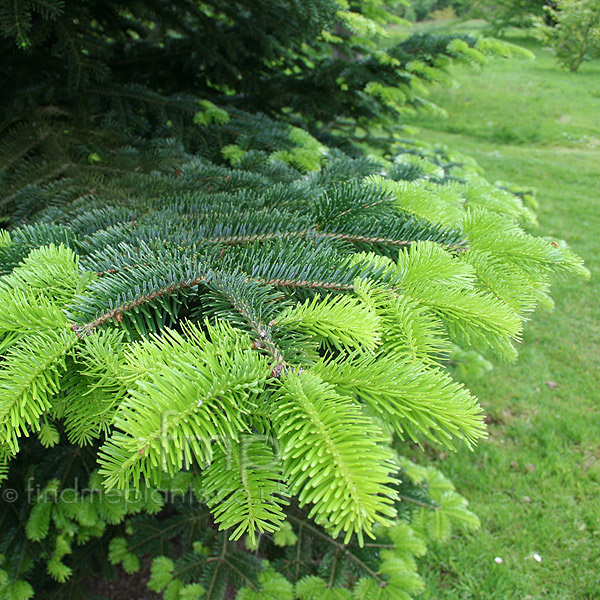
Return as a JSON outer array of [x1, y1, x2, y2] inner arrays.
[[273, 371, 398, 544]]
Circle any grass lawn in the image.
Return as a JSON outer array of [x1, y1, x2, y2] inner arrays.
[[399, 22, 600, 599]]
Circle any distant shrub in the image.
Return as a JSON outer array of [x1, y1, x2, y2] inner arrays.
[[407, 0, 437, 21], [535, 0, 600, 71], [406, 0, 465, 21], [466, 0, 550, 34], [431, 7, 458, 20]]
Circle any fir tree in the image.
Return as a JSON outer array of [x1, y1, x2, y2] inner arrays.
[[0, 1, 588, 598]]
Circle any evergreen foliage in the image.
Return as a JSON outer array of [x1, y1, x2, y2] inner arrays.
[[0, 0, 587, 598]]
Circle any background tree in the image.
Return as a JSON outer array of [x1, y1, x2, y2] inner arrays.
[[535, 0, 600, 71], [0, 1, 587, 599], [404, 0, 469, 22], [464, 0, 551, 34]]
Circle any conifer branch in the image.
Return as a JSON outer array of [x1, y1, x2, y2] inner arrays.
[[397, 494, 440, 510], [204, 230, 419, 248], [0, 162, 72, 206], [73, 276, 207, 335], [287, 514, 388, 587], [75, 275, 355, 334], [318, 231, 414, 246]]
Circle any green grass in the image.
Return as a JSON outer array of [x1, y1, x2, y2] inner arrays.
[[401, 23, 600, 600]]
